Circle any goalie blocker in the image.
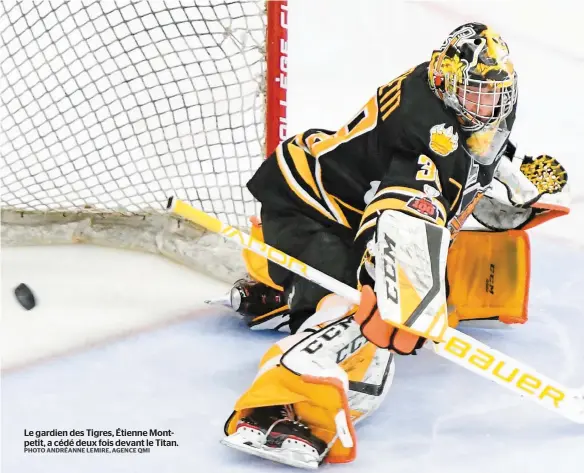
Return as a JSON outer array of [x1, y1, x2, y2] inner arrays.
[[353, 210, 450, 354]]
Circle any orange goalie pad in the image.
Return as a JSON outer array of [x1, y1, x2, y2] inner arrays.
[[223, 342, 358, 464], [447, 230, 531, 327], [241, 216, 283, 291]]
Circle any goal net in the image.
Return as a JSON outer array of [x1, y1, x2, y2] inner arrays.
[[0, 0, 288, 281]]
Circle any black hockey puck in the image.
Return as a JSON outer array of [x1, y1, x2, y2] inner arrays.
[[14, 283, 36, 310]]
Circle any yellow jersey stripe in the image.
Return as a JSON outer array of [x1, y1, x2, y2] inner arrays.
[[361, 197, 446, 227], [354, 218, 377, 240], [449, 178, 463, 210], [314, 158, 351, 228], [374, 186, 427, 200], [380, 91, 400, 113], [373, 186, 447, 223], [333, 195, 364, 215], [288, 143, 321, 198], [275, 145, 336, 222], [382, 98, 401, 121], [379, 82, 400, 104]]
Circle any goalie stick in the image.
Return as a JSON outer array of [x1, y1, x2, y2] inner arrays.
[[167, 197, 584, 424]]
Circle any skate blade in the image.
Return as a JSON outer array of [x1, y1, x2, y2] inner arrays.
[[458, 319, 513, 330], [221, 435, 319, 470], [204, 293, 232, 307]]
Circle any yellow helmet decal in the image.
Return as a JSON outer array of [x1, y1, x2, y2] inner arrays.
[[478, 28, 515, 77]]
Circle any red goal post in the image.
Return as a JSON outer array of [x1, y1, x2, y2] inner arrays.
[[265, 0, 288, 158], [0, 0, 289, 282]]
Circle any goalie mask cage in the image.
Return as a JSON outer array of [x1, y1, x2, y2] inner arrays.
[[0, 0, 288, 282]]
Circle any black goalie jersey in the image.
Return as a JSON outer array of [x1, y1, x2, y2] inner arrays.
[[248, 62, 517, 247]]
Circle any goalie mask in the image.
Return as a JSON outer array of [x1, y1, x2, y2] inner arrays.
[[428, 23, 518, 138]]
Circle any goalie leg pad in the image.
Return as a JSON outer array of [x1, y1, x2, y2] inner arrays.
[[447, 230, 531, 326], [223, 314, 395, 465]]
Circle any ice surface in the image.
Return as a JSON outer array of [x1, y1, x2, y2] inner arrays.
[[2, 239, 583, 473]]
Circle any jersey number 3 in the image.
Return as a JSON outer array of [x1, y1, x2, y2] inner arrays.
[[416, 154, 442, 191], [416, 154, 437, 180]]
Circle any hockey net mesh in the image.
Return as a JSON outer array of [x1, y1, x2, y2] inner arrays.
[[0, 0, 266, 231]]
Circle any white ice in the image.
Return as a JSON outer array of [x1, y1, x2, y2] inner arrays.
[[2, 1, 584, 472], [2, 240, 583, 473]]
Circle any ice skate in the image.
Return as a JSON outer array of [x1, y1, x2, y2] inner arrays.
[[221, 405, 328, 470]]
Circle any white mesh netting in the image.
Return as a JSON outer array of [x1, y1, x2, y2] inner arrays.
[[0, 0, 266, 230]]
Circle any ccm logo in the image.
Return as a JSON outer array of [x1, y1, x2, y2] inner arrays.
[[302, 318, 353, 355], [445, 336, 565, 408], [383, 234, 398, 304], [336, 335, 367, 364]]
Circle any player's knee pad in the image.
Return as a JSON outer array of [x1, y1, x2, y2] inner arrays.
[[224, 313, 395, 464], [447, 230, 530, 327]]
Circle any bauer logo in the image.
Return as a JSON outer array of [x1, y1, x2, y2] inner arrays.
[[444, 336, 566, 409]]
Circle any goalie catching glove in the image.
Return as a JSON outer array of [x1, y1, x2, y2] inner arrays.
[[473, 152, 570, 231], [353, 210, 450, 355]]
